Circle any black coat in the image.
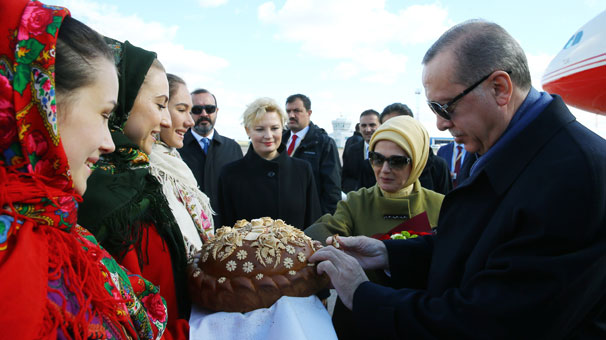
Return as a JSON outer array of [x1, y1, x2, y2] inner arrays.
[[418, 148, 452, 195], [283, 122, 342, 215], [217, 145, 322, 230], [343, 131, 363, 152], [341, 139, 375, 193], [178, 130, 243, 227], [352, 96, 606, 339]]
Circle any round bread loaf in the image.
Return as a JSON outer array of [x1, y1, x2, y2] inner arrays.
[[188, 217, 329, 313]]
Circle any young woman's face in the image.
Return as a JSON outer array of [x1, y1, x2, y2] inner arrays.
[[160, 82, 194, 148], [245, 111, 282, 160], [123, 66, 170, 154], [57, 59, 118, 195]]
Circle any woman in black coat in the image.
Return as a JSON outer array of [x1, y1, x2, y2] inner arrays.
[[217, 97, 321, 230]]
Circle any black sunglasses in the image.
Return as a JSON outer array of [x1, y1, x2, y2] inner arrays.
[[191, 105, 217, 115], [368, 151, 411, 170], [427, 70, 511, 120]]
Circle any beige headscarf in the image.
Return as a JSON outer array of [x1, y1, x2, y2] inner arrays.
[[369, 115, 430, 198]]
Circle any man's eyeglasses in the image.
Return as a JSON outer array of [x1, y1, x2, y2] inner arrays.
[[427, 70, 511, 120], [368, 151, 411, 170], [191, 105, 217, 115]]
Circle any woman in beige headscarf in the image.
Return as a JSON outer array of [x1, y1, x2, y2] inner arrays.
[[305, 115, 444, 339]]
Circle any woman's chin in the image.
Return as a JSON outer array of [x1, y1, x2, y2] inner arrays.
[[74, 182, 86, 196], [141, 141, 153, 154], [379, 183, 398, 193]]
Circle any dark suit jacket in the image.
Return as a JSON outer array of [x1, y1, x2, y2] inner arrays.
[[418, 148, 452, 194], [341, 139, 375, 193], [343, 132, 363, 152], [178, 130, 243, 227], [437, 141, 455, 168], [217, 145, 321, 230], [352, 96, 606, 339], [437, 141, 468, 188], [283, 122, 342, 215]]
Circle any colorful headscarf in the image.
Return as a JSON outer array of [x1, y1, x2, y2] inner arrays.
[[77, 39, 191, 320], [0, 1, 167, 339], [369, 115, 430, 195]]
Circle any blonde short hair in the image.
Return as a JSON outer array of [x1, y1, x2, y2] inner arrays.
[[242, 97, 287, 129]]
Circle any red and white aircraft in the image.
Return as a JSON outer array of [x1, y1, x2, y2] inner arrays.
[[542, 10, 606, 115]]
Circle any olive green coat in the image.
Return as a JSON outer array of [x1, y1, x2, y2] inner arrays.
[[305, 182, 444, 243], [306, 182, 444, 338]]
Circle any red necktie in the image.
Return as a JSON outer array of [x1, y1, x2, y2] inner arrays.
[[453, 145, 463, 187], [287, 134, 298, 156]]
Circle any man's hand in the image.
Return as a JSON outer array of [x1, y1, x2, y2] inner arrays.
[[327, 235, 389, 270], [309, 246, 369, 310]]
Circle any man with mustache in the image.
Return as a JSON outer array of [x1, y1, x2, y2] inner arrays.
[[309, 20, 606, 339], [283, 94, 342, 215], [179, 88, 243, 227]]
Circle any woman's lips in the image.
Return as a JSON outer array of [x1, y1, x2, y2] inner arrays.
[[175, 129, 186, 139]]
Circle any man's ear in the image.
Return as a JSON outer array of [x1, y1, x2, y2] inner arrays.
[[492, 71, 513, 107], [308, 109, 312, 117]]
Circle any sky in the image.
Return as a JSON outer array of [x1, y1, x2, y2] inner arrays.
[[52, 0, 606, 143]]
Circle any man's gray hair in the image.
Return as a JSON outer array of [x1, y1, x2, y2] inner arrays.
[[422, 20, 531, 91]]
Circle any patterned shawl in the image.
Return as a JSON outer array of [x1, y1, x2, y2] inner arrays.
[[0, 1, 167, 339], [77, 38, 191, 320], [149, 141, 215, 254]]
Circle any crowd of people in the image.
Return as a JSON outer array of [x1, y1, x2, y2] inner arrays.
[[1, 1, 604, 339]]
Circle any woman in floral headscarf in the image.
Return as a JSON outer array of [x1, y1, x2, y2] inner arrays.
[[0, 1, 167, 339], [77, 39, 191, 339]]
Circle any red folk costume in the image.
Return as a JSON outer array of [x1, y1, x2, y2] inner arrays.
[[0, 1, 167, 339], [76, 39, 191, 340]]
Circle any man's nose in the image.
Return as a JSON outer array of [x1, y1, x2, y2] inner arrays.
[[436, 115, 452, 131]]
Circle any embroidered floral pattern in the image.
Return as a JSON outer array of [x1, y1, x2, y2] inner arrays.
[[0, 2, 168, 338]]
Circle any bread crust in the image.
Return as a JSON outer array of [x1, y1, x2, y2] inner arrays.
[[188, 217, 329, 313]]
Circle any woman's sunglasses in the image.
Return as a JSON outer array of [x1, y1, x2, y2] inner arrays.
[[191, 105, 217, 115], [368, 151, 411, 170]]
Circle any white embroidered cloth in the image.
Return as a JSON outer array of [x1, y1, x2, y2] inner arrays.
[[189, 295, 337, 340]]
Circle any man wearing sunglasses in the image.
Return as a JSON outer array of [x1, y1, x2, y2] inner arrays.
[[179, 88, 243, 227], [309, 20, 606, 339]]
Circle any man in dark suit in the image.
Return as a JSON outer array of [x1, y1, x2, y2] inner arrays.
[[343, 123, 363, 152], [341, 110, 379, 193], [381, 102, 452, 194], [437, 140, 468, 187], [310, 20, 606, 339], [178, 88, 243, 227], [283, 94, 341, 215]]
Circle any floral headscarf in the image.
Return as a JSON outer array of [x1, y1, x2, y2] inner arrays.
[[77, 38, 191, 322], [0, 1, 167, 339]]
